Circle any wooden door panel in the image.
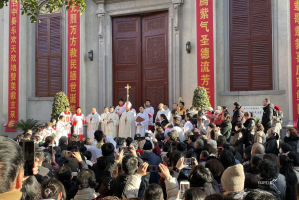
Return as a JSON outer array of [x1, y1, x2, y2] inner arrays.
[[112, 16, 142, 107], [142, 11, 169, 112]]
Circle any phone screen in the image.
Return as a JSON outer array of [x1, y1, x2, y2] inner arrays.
[[19, 141, 35, 176], [147, 165, 161, 173], [65, 151, 73, 158], [184, 158, 191, 165], [180, 181, 190, 199]]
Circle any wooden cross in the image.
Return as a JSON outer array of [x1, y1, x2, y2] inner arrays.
[[125, 84, 131, 101]]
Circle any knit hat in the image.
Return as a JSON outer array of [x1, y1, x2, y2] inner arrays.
[[244, 145, 252, 158], [208, 140, 217, 149], [274, 105, 281, 111], [221, 164, 245, 192], [234, 102, 241, 109], [139, 137, 154, 152]]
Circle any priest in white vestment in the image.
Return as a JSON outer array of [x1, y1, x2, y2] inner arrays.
[[155, 103, 165, 122], [119, 101, 136, 138], [114, 98, 126, 117], [163, 104, 171, 121], [135, 106, 149, 137], [105, 106, 119, 139], [145, 100, 155, 131], [100, 107, 109, 134], [86, 108, 101, 140], [56, 116, 71, 143], [130, 108, 137, 117], [72, 107, 86, 141], [59, 106, 72, 136]]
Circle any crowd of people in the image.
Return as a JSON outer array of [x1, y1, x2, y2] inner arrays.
[[2, 97, 299, 200]]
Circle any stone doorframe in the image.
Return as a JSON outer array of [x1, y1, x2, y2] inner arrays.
[[93, 0, 184, 110]]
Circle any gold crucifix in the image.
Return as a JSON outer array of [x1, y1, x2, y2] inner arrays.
[[125, 84, 131, 101]]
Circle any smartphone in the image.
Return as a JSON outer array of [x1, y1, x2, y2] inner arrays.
[[19, 141, 35, 176], [180, 181, 190, 199], [65, 151, 73, 158], [147, 165, 161, 173], [184, 158, 193, 165], [120, 147, 128, 153]]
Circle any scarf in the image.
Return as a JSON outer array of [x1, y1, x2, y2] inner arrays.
[[96, 142, 104, 149]]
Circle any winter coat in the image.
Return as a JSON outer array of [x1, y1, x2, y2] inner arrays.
[[220, 120, 232, 139], [197, 182, 221, 196], [243, 118, 255, 147], [264, 136, 278, 155], [253, 131, 266, 144], [73, 188, 99, 200], [262, 103, 274, 128], [92, 155, 115, 191], [225, 190, 248, 200], [284, 136, 299, 152], [231, 130, 244, 156], [293, 166, 299, 184], [187, 142, 195, 151], [141, 151, 162, 184], [272, 122, 282, 137], [257, 178, 285, 200], [231, 107, 245, 131], [193, 147, 202, 161], [62, 180, 77, 200]]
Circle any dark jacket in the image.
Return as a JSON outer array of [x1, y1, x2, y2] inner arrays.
[[226, 190, 248, 200], [231, 107, 245, 130], [194, 181, 220, 196], [92, 155, 115, 191], [262, 103, 274, 128], [264, 136, 278, 155], [141, 151, 162, 184], [231, 130, 244, 156], [284, 136, 299, 152], [187, 142, 195, 151], [243, 118, 255, 147], [61, 180, 77, 200], [258, 178, 285, 200], [193, 147, 202, 161], [59, 144, 68, 152], [101, 158, 150, 199], [34, 166, 55, 183], [220, 120, 232, 139]]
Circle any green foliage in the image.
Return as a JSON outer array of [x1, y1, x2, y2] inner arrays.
[[255, 118, 261, 124], [2, 0, 86, 23], [192, 86, 211, 109], [15, 119, 42, 133], [51, 91, 70, 121]]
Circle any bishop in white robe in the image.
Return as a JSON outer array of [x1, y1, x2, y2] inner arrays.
[[135, 106, 149, 137], [100, 107, 109, 134], [72, 107, 85, 141], [114, 98, 126, 117], [105, 107, 119, 139], [86, 108, 101, 140], [145, 100, 155, 131], [119, 101, 136, 138]]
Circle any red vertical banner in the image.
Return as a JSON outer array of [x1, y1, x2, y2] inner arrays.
[[290, 0, 299, 130], [6, 1, 20, 132], [67, 6, 80, 114], [196, 0, 215, 108]]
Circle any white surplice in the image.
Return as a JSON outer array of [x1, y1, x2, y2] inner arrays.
[[119, 111, 136, 138], [56, 121, 71, 139], [86, 112, 101, 139], [58, 111, 72, 135], [135, 112, 149, 137], [114, 105, 126, 117], [105, 112, 119, 139], [100, 112, 108, 134], [42, 127, 56, 140], [155, 109, 165, 122], [145, 106, 154, 127], [72, 114, 85, 135], [130, 108, 137, 117], [183, 121, 194, 133], [164, 109, 171, 121]]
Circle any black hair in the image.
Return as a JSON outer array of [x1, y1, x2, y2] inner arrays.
[[56, 165, 72, 189], [134, 134, 141, 140], [79, 146, 87, 153], [160, 114, 168, 122], [184, 188, 206, 200], [146, 100, 151, 103], [219, 149, 236, 169], [244, 189, 276, 200], [251, 154, 263, 167], [288, 151, 299, 167], [244, 173, 258, 189], [171, 109, 178, 116], [44, 136, 54, 148], [140, 105, 145, 109], [202, 143, 217, 155], [205, 159, 224, 177], [280, 143, 292, 153], [164, 104, 169, 108], [155, 133, 165, 142], [119, 98, 124, 102], [189, 135, 197, 142], [122, 155, 138, 175], [65, 106, 69, 109], [94, 130, 103, 142], [41, 178, 66, 200], [104, 107, 108, 109], [126, 137, 133, 146], [185, 150, 196, 159], [101, 143, 115, 156], [257, 159, 279, 180], [110, 106, 114, 109], [76, 169, 98, 190], [155, 122, 161, 127], [188, 165, 213, 187], [176, 142, 187, 152], [76, 107, 81, 110], [223, 112, 230, 120], [143, 184, 163, 200], [279, 155, 297, 186], [179, 101, 185, 106], [31, 136, 38, 142], [59, 115, 64, 120], [83, 151, 92, 160], [163, 143, 171, 153], [171, 150, 184, 167], [185, 113, 191, 120], [20, 176, 41, 200], [236, 122, 243, 129]]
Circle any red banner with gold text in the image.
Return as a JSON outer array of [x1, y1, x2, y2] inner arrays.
[[67, 6, 80, 114], [196, 0, 215, 108], [6, 1, 20, 132], [290, 0, 299, 130]]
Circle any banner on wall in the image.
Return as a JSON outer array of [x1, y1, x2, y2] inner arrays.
[[6, 1, 20, 132], [290, 0, 299, 130], [196, 0, 215, 108], [67, 5, 80, 114]]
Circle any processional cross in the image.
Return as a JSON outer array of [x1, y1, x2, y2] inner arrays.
[[125, 84, 131, 101]]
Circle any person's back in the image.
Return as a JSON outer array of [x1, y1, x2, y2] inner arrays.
[[73, 170, 99, 200], [56, 165, 77, 200], [34, 149, 55, 183]]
